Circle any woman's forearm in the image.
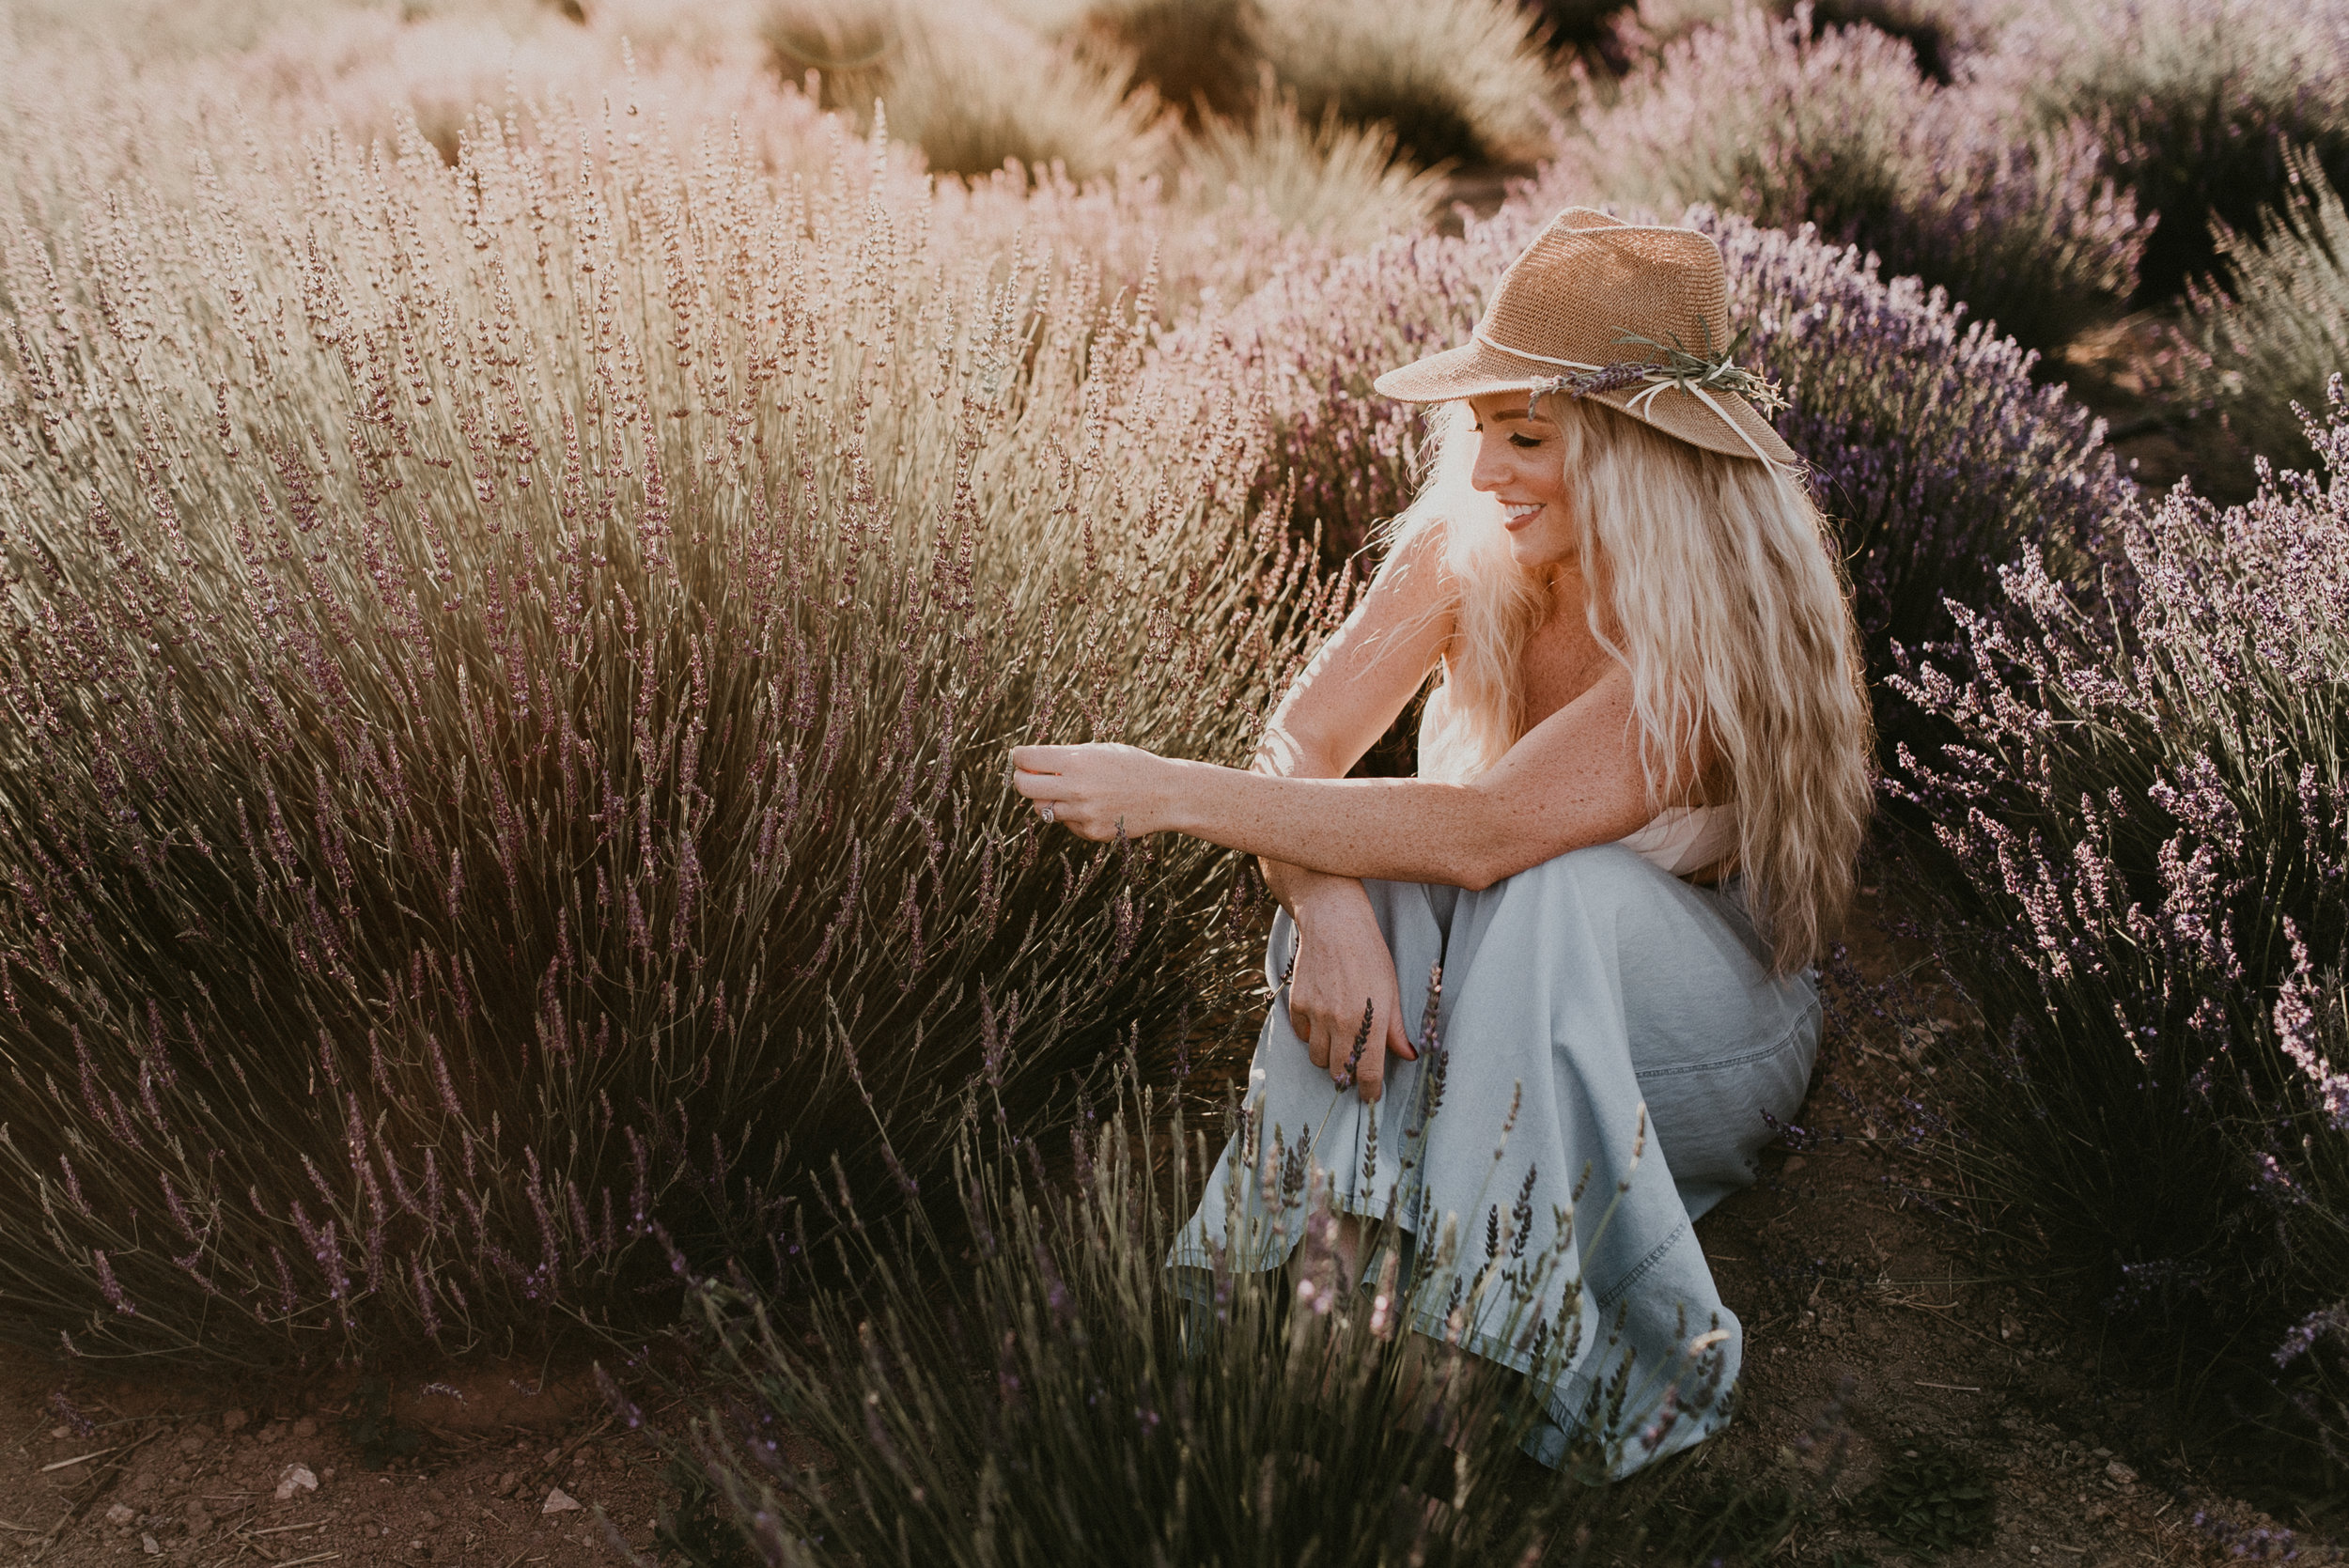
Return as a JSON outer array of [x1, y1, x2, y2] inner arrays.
[[1248, 737, 1369, 921], [1014, 669, 1653, 885], [1258, 854, 1369, 924], [1169, 761, 1512, 889], [1012, 729, 1648, 887]]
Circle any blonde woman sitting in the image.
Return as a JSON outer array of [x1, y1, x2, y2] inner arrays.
[[1011, 208, 1874, 1471]]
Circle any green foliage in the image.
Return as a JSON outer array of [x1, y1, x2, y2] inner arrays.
[[1177, 85, 1448, 254], [1860, 1447, 1995, 1556], [1069, 0, 1264, 121], [1890, 394, 2349, 1478], [759, 0, 1168, 179], [2178, 145, 2349, 475], [1989, 0, 2349, 302], [652, 1453, 760, 1568]]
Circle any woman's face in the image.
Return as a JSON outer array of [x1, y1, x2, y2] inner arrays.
[[1466, 391, 1576, 571]]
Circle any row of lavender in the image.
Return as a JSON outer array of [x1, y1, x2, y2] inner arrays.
[[1891, 408, 2349, 1471], [1563, 0, 2349, 487]]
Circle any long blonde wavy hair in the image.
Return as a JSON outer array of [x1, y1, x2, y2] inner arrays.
[[1388, 398, 1874, 973]]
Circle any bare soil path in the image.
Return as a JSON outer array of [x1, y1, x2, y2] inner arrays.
[[0, 1353, 675, 1566]]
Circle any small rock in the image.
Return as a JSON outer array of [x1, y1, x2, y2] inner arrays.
[[222, 1409, 249, 1433], [494, 1470, 518, 1496], [1999, 1313, 2025, 1342], [2106, 1458, 2138, 1486], [1781, 1155, 1807, 1173], [542, 1487, 582, 1514], [274, 1463, 319, 1501], [105, 1504, 136, 1527], [142, 1533, 161, 1555], [49, 1425, 70, 1440], [292, 1417, 318, 1439]]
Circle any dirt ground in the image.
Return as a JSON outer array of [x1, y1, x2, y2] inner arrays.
[[0, 1350, 682, 1566], [0, 884, 2331, 1568], [1690, 885, 2333, 1567]]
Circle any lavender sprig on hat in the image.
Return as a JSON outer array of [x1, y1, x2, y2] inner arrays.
[[1530, 329, 1789, 421]]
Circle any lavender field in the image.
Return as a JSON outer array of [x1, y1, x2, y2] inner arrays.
[[0, 0, 2344, 1561]]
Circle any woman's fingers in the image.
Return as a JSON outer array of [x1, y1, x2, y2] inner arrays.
[[1301, 1008, 1330, 1070], [1008, 744, 1069, 775], [1389, 1011, 1418, 1063], [1352, 1030, 1385, 1102]]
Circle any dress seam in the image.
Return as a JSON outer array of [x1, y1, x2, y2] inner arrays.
[[1627, 1003, 1815, 1081], [1595, 1216, 1688, 1309]]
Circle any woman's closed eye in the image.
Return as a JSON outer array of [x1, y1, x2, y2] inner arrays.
[[1508, 432, 1545, 449]]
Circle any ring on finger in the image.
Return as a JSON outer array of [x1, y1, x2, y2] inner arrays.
[[1040, 802, 1055, 824]]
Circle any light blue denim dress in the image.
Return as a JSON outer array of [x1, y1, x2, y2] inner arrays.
[[1170, 843, 1819, 1475]]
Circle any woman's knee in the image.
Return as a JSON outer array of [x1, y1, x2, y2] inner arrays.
[[1493, 842, 1667, 908]]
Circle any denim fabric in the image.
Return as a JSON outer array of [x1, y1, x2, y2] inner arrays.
[[1170, 844, 1820, 1473]]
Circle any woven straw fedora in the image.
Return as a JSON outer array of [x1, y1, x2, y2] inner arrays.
[[1374, 207, 1797, 468]]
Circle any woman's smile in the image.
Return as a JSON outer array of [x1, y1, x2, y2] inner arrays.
[[1469, 391, 1577, 565]]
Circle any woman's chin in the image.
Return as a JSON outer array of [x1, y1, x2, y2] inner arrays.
[[1504, 532, 1570, 571]]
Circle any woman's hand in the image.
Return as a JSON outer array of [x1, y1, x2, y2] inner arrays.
[[1283, 882, 1417, 1104], [1010, 742, 1176, 842]]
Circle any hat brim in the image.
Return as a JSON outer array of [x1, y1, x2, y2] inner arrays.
[[1373, 340, 1798, 469]]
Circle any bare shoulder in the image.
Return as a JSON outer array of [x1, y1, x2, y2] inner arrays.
[[1366, 515, 1455, 602], [1346, 517, 1456, 658], [1259, 518, 1457, 768]]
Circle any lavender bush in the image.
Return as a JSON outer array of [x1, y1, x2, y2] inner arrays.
[[1986, 0, 2349, 303], [1174, 90, 1448, 256], [1252, 0, 1560, 169], [1225, 202, 2133, 745], [2175, 146, 2349, 476], [1890, 388, 2349, 1470], [0, 105, 1342, 1365], [757, 0, 1171, 181], [1548, 6, 2147, 349], [641, 1056, 1838, 1565], [1067, 0, 1264, 123]]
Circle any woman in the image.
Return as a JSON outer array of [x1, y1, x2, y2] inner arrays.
[[1011, 208, 1874, 1471]]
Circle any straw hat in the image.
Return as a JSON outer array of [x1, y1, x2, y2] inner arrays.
[[1374, 207, 1797, 469]]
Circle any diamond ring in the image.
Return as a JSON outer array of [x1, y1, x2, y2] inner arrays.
[[1041, 803, 1055, 824]]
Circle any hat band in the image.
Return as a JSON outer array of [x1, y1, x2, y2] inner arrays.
[[1470, 325, 1789, 471]]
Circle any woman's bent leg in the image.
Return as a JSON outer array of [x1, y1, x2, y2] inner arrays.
[[1173, 845, 1819, 1474]]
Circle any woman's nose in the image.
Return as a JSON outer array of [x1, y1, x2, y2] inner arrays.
[[1469, 430, 1509, 492]]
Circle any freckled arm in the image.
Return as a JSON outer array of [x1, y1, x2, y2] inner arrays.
[[1166, 666, 1656, 889]]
